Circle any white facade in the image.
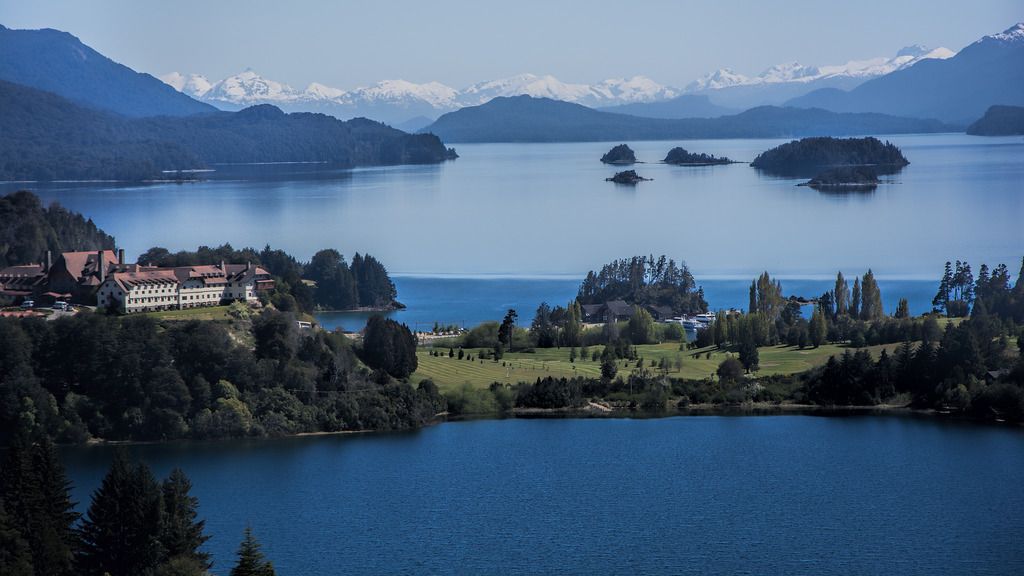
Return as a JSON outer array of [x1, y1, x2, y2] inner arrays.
[[97, 263, 272, 314]]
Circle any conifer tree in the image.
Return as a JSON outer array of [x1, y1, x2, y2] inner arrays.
[[77, 449, 165, 576], [28, 437, 79, 575], [0, 499, 32, 576], [230, 527, 276, 576], [161, 468, 212, 569], [0, 434, 79, 576]]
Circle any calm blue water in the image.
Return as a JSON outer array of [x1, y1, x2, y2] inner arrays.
[[317, 275, 942, 331], [60, 417, 1024, 575], [6, 134, 1022, 278]]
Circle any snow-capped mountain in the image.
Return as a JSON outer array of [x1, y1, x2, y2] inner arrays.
[[459, 74, 676, 107], [161, 70, 679, 123], [159, 43, 956, 125], [984, 22, 1024, 44], [685, 45, 953, 92], [160, 72, 213, 97]]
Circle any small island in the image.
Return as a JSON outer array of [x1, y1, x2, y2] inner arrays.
[[799, 166, 880, 191], [606, 170, 650, 184], [664, 147, 735, 166], [601, 144, 637, 165], [750, 136, 909, 178]]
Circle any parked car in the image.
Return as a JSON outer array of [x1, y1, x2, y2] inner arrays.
[[20, 300, 34, 309], [52, 301, 68, 311]]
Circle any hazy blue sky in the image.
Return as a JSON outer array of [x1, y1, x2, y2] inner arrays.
[[2, 1, 1019, 88]]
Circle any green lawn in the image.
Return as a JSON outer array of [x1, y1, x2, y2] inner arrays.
[[413, 341, 904, 392], [143, 306, 233, 321]]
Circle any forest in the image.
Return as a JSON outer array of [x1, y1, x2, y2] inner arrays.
[[0, 191, 115, 268], [576, 255, 708, 315], [0, 436, 279, 575], [0, 307, 439, 445]]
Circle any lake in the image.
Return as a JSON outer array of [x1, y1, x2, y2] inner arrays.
[[317, 275, 943, 331], [7, 134, 1022, 279], [60, 416, 1024, 575]]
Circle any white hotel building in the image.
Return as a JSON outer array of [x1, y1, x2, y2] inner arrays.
[[97, 261, 274, 314]]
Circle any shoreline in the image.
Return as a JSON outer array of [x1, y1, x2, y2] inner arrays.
[[67, 403, 1018, 448]]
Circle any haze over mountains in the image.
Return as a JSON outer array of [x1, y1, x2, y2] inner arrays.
[[786, 23, 1024, 124], [159, 42, 961, 126]]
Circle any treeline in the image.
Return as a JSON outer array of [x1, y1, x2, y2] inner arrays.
[[577, 255, 707, 315], [663, 147, 733, 165], [0, 436, 278, 575], [0, 191, 115, 268], [0, 310, 443, 444], [0, 79, 456, 181], [750, 136, 909, 177], [138, 244, 398, 313]]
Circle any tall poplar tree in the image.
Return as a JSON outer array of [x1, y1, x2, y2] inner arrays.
[[834, 271, 849, 317]]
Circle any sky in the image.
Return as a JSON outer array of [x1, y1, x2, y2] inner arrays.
[[1, 0, 1020, 89]]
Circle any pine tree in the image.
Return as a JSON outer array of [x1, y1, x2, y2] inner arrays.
[[0, 434, 79, 576], [161, 468, 212, 569], [933, 261, 953, 313], [230, 527, 276, 576], [77, 449, 165, 576], [28, 437, 79, 575], [0, 499, 32, 576]]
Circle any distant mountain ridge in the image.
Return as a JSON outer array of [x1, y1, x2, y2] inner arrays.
[[423, 96, 952, 143], [0, 79, 456, 181], [159, 43, 957, 125], [966, 105, 1024, 136], [0, 24, 214, 117], [786, 23, 1024, 124]]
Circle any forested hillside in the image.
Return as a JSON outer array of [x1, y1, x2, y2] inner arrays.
[[0, 191, 115, 267], [0, 80, 457, 181]]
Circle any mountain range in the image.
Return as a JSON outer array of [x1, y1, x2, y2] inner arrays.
[[0, 77, 456, 181], [0, 24, 214, 117], [422, 96, 952, 143], [159, 44, 957, 125], [786, 23, 1024, 124]]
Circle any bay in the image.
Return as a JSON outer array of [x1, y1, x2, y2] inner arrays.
[[61, 416, 1024, 575], [315, 275, 943, 331], [6, 134, 1022, 280]]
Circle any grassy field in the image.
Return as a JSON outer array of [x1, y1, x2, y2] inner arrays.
[[143, 306, 234, 321], [413, 341, 904, 392]]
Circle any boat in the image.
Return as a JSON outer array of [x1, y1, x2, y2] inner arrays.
[[681, 317, 702, 330], [696, 312, 716, 324]]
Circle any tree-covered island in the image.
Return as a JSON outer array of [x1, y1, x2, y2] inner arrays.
[[600, 144, 637, 164], [663, 147, 736, 166], [751, 136, 909, 178]]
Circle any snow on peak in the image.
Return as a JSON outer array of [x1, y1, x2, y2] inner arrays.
[[159, 72, 212, 97], [984, 22, 1024, 44], [685, 68, 751, 91], [758, 62, 822, 83], [304, 82, 346, 100], [346, 80, 459, 108], [203, 69, 301, 104], [685, 44, 957, 92], [592, 76, 678, 103]]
